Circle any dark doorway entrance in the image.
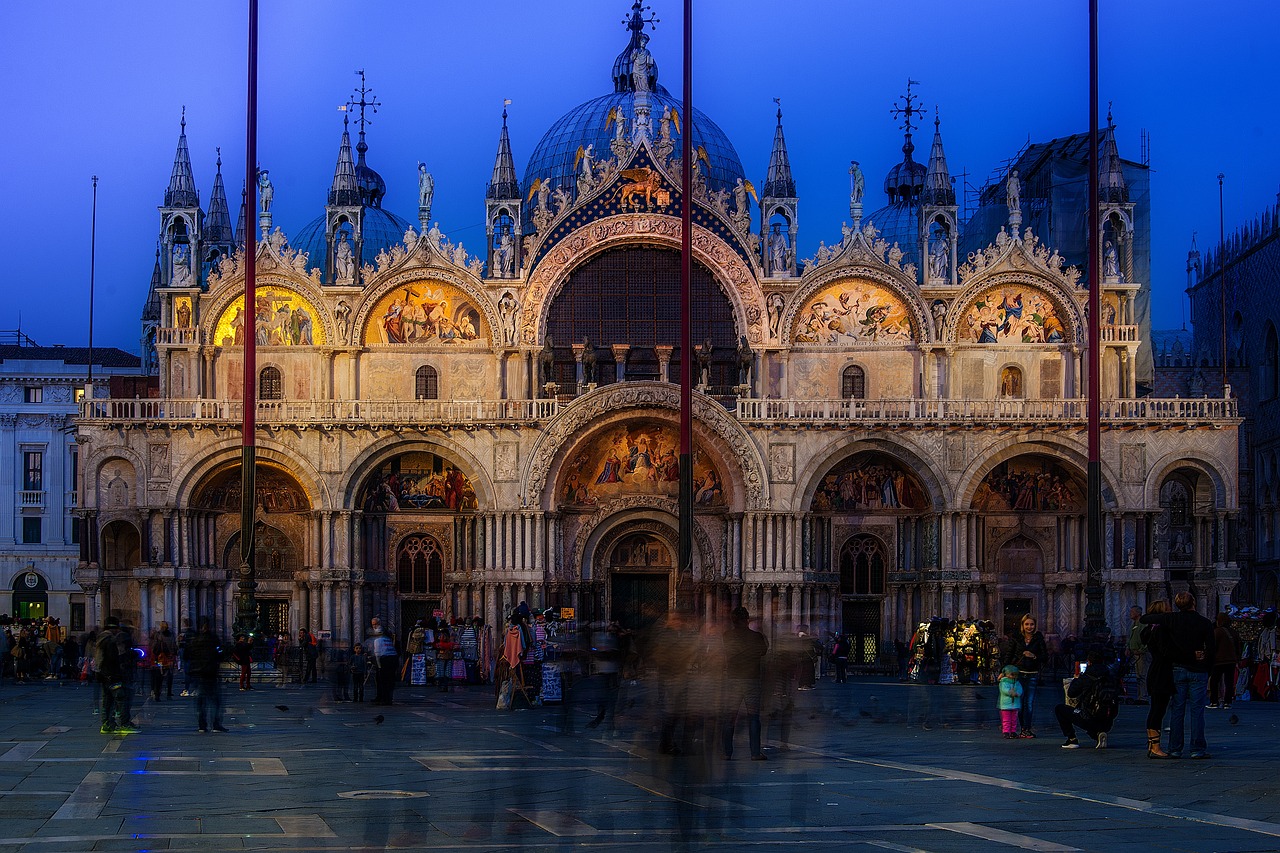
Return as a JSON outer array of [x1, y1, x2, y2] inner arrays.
[[12, 570, 48, 621], [256, 599, 290, 637], [610, 573, 669, 631], [1002, 598, 1032, 639], [842, 599, 881, 665]]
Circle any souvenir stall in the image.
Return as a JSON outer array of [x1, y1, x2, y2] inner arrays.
[[1228, 606, 1277, 701], [908, 618, 999, 684]]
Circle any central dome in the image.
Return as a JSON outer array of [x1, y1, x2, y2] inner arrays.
[[522, 10, 745, 209]]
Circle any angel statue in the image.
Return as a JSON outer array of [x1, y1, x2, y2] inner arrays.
[[575, 144, 596, 196], [733, 178, 757, 221]]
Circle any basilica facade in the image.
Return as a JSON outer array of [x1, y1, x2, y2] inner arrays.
[[73, 4, 1240, 658]]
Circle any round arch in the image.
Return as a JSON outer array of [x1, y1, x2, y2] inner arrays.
[[203, 271, 334, 350], [1143, 452, 1232, 510], [524, 381, 768, 511], [353, 263, 499, 348], [956, 437, 1118, 512], [89, 448, 146, 512], [340, 434, 496, 512], [946, 271, 1083, 346], [167, 438, 329, 511], [794, 436, 949, 513], [522, 214, 767, 347], [574, 499, 714, 585], [782, 263, 930, 347]]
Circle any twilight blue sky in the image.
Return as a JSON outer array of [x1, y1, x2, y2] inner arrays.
[[1, 0, 1276, 354]]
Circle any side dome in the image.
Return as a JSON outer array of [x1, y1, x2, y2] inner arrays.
[[291, 207, 414, 273], [522, 90, 745, 205], [863, 201, 921, 271]]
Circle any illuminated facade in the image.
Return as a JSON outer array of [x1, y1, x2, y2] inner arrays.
[[74, 3, 1239, 657]]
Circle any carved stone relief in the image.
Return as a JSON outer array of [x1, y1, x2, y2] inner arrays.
[[494, 442, 519, 482], [768, 443, 795, 484]]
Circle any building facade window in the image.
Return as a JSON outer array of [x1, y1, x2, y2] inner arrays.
[[841, 365, 866, 400], [259, 366, 283, 401], [24, 386, 42, 404], [414, 365, 439, 400], [22, 517, 42, 544], [23, 451, 43, 491]]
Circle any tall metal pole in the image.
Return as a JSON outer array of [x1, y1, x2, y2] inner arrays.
[[236, 0, 260, 638], [87, 176, 98, 395], [1218, 173, 1227, 394], [1084, 0, 1106, 639], [678, 0, 694, 609]]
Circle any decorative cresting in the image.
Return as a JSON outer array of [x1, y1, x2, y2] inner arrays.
[[780, 225, 932, 346], [945, 228, 1085, 344], [575, 496, 717, 583], [521, 214, 767, 346], [524, 381, 769, 510], [351, 239, 501, 349]]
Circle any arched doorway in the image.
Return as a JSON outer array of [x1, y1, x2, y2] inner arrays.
[[11, 570, 49, 621], [101, 520, 141, 572], [608, 531, 672, 631], [995, 535, 1044, 637], [839, 534, 886, 665], [224, 523, 302, 636], [396, 533, 445, 639]]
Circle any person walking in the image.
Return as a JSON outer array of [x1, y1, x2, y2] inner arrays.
[[149, 622, 178, 700], [188, 618, 227, 733], [997, 664, 1023, 739], [1208, 612, 1241, 710], [95, 618, 134, 734], [231, 634, 253, 691], [1127, 606, 1149, 702], [831, 634, 850, 684], [1141, 592, 1216, 759], [351, 643, 369, 703], [721, 606, 769, 761], [369, 617, 398, 706], [1141, 599, 1175, 758], [1000, 614, 1047, 738]]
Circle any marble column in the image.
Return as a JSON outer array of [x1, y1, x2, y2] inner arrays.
[[611, 344, 630, 383]]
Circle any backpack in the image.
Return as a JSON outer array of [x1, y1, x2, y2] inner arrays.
[[1083, 671, 1120, 724]]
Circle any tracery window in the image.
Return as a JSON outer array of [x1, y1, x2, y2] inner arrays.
[[259, 366, 282, 401], [841, 365, 866, 400], [397, 534, 444, 595], [840, 534, 886, 595], [415, 365, 439, 400]]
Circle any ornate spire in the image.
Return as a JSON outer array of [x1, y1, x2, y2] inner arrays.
[[235, 182, 247, 249], [142, 246, 162, 323], [328, 115, 361, 206], [612, 1, 660, 93], [922, 109, 955, 206], [883, 81, 927, 203], [487, 102, 520, 200], [762, 102, 795, 199], [203, 148, 234, 244], [1100, 106, 1128, 204], [164, 107, 200, 208]]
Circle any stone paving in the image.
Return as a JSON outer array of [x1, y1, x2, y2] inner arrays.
[[0, 673, 1277, 852]]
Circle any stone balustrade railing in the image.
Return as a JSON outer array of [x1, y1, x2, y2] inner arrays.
[[79, 393, 1238, 428], [1100, 324, 1140, 342], [157, 327, 200, 345]]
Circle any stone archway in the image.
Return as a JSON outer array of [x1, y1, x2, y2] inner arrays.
[[593, 520, 679, 632], [995, 535, 1045, 637]]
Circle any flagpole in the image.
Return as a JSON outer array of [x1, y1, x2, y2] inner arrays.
[[678, 0, 694, 609]]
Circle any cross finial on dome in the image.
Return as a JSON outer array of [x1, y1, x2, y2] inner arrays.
[[623, 1, 659, 37], [891, 79, 923, 161], [347, 69, 381, 138]]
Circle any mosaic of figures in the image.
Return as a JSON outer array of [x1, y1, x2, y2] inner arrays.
[[811, 453, 929, 512], [192, 463, 310, 512], [364, 282, 486, 346], [558, 421, 724, 508], [958, 286, 1066, 344], [213, 287, 326, 347], [971, 456, 1083, 513], [360, 451, 478, 512], [610, 533, 674, 568], [174, 297, 193, 329], [793, 279, 914, 345]]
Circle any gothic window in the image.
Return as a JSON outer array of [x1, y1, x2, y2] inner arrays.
[[839, 534, 886, 595], [841, 365, 866, 400], [415, 365, 439, 400], [259, 366, 282, 401], [1264, 323, 1278, 400], [397, 535, 444, 595]]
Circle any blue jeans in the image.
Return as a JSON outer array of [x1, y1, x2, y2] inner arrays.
[[1169, 666, 1208, 754], [1018, 673, 1039, 733]]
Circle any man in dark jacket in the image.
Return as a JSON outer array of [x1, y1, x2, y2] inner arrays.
[[1141, 592, 1216, 758], [188, 618, 227, 733], [721, 606, 769, 760], [95, 617, 131, 733], [1054, 647, 1118, 749]]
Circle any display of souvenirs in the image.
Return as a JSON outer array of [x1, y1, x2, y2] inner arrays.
[[812, 453, 928, 511], [793, 279, 914, 345], [214, 286, 326, 347], [958, 286, 1066, 344], [559, 422, 724, 508], [907, 618, 998, 685], [971, 456, 1083, 513], [365, 282, 486, 345], [359, 451, 477, 512]]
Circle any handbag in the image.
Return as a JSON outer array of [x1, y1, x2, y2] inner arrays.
[[496, 677, 514, 710]]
